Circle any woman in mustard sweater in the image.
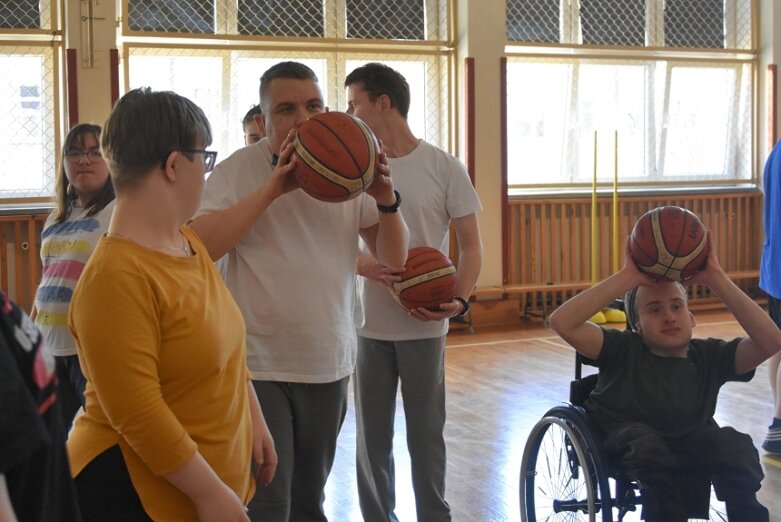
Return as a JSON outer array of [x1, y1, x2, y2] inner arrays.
[[68, 88, 276, 521]]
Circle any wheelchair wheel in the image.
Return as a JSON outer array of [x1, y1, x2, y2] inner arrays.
[[520, 406, 613, 521]]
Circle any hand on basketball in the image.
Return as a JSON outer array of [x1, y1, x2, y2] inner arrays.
[[621, 239, 656, 286], [267, 129, 300, 198], [365, 150, 396, 205], [356, 256, 402, 287], [682, 233, 722, 287], [409, 300, 463, 322]]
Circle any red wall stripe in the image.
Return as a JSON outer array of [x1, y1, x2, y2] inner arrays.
[[66, 49, 78, 128], [500, 57, 508, 285], [464, 57, 476, 186], [110, 49, 120, 107]]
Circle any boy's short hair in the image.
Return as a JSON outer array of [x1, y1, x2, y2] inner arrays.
[[624, 282, 687, 332], [242, 104, 263, 126], [101, 87, 211, 191], [259, 61, 319, 113], [344, 62, 411, 119]]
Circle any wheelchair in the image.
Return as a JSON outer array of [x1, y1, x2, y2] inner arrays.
[[518, 354, 729, 521]]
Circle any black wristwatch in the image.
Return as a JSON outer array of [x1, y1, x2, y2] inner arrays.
[[453, 296, 470, 318], [377, 190, 401, 213]]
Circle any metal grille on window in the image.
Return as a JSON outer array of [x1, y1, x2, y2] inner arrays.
[[664, 0, 723, 48], [346, 0, 425, 40], [0, 47, 57, 198], [0, 0, 44, 29], [581, 0, 645, 46], [125, 0, 446, 40], [506, 0, 559, 43], [506, 0, 752, 50], [128, 0, 215, 33], [238, 0, 323, 37]]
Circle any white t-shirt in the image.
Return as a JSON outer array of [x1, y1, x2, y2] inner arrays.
[[35, 201, 115, 357], [195, 140, 378, 382], [357, 140, 482, 341]]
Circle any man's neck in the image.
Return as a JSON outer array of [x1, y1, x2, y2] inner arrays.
[[375, 119, 419, 159]]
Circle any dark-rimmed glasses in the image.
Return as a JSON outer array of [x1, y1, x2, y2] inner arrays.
[[183, 149, 218, 173], [65, 148, 104, 162]]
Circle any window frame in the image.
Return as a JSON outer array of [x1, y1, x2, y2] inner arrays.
[[504, 0, 757, 193], [0, 0, 64, 203]]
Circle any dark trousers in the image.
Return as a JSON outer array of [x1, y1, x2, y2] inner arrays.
[[54, 354, 86, 431], [74, 445, 152, 521], [247, 378, 349, 522], [602, 421, 768, 522]]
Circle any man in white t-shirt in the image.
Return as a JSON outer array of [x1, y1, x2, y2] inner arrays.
[[190, 61, 409, 522], [345, 62, 483, 522]]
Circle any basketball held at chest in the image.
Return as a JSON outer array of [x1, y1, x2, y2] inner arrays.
[[629, 206, 709, 282], [291, 112, 379, 202], [392, 247, 458, 312]]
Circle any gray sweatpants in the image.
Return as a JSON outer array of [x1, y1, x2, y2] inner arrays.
[[248, 378, 349, 522], [354, 336, 451, 522]]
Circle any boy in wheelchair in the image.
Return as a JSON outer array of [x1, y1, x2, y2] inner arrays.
[[548, 238, 781, 522]]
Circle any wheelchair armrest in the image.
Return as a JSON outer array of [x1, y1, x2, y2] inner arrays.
[[569, 373, 599, 406]]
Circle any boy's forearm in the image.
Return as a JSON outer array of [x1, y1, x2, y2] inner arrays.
[[708, 270, 781, 354], [550, 270, 636, 329]]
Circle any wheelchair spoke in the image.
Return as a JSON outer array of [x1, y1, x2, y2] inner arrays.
[[522, 418, 598, 520]]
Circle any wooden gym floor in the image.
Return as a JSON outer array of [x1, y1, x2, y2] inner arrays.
[[323, 310, 781, 521]]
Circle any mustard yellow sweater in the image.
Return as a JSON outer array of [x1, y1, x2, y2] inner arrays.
[[68, 227, 254, 520]]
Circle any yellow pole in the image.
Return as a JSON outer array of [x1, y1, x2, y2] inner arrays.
[[612, 130, 619, 273], [591, 131, 598, 283]]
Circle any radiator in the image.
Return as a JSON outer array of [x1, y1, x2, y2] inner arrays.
[[505, 190, 763, 314], [0, 214, 47, 312]]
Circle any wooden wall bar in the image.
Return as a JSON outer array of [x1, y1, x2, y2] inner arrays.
[[0, 215, 47, 312], [502, 190, 763, 320]]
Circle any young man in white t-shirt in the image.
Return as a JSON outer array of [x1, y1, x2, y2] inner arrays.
[[345, 62, 483, 522]]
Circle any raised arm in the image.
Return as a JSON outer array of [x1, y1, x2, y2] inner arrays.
[[549, 242, 651, 360], [360, 152, 409, 268], [686, 238, 781, 375], [189, 131, 298, 261]]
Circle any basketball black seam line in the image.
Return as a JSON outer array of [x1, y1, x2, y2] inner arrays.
[[293, 144, 350, 196], [308, 118, 366, 180]]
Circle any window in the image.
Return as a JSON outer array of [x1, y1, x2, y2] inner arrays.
[[125, 0, 448, 41], [0, 0, 41, 29], [505, 0, 754, 190], [0, 0, 61, 200], [128, 0, 214, 34], [237, 0, 323, 37], [123, 0, 450, 156], [507, 0, 751, 50], [127, 49, 445, 157], [506, 58, 751, 188], [346, 0, 425, 40]]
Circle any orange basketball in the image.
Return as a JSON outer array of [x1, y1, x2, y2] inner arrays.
[[392, 247, 458, 312], [629, 206, 709, 282], [291, 112, 379, 202]]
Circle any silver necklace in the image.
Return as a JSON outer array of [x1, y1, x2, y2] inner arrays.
[[108, 231, 192, 256]]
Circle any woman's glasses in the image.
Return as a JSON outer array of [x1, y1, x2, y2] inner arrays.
[[65, 148, 103, 162], [183, 149, 218, 173]]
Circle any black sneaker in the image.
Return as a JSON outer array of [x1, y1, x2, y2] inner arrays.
[[762, 427, 781, 455]]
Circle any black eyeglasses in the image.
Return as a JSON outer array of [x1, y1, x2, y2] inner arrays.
[[65, 148, 103, 162], [183, 149, 218, 173]]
